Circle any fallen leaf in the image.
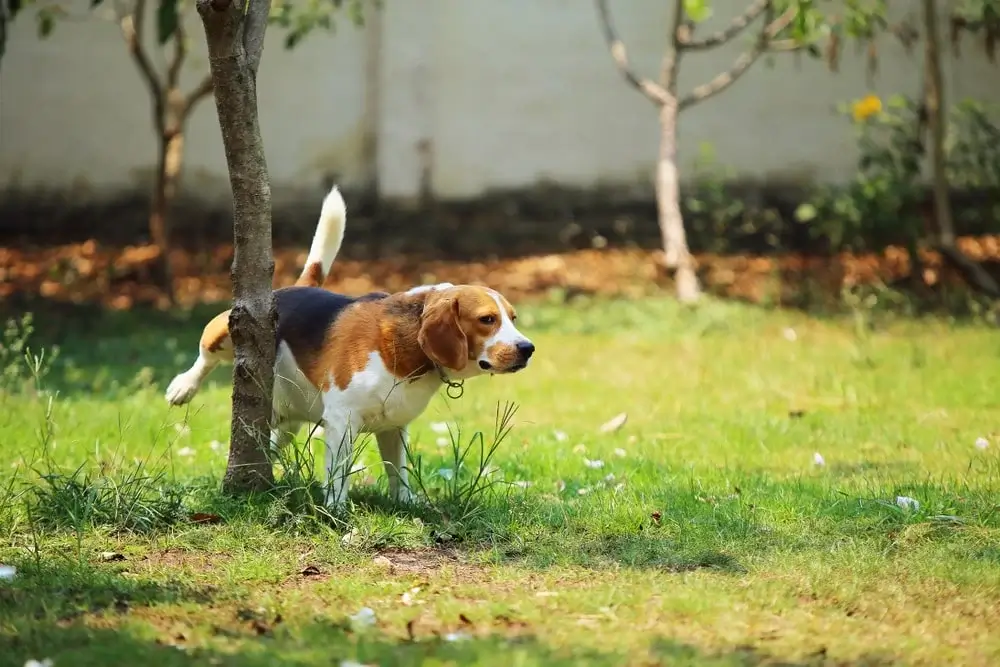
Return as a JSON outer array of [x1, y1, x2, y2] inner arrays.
[[189, 512, 223, 525], [599, 412, 628, 433], [100, 552, 126, 562], [251, 619, 271, 635], [459, 613, 474, 626], [372, 555, 392, 568], [300, 565, 322, 576], [650, 511, 662, 526], [788, 409, 805, 419]]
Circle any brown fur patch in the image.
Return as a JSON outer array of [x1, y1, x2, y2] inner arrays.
[[200, 310, 232, 355], [295, 262, 324, 288]]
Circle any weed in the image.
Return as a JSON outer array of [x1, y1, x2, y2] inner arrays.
[[407, 402, 518, 524]]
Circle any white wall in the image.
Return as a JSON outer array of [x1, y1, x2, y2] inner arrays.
[[2, 0, 999, 203]]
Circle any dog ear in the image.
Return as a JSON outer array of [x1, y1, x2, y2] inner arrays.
[[418, 295, 468, 371]]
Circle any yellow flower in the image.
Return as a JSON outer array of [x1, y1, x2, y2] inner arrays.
[[851, 94, 883, 122]]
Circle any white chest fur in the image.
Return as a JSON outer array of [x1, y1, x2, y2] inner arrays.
[[322, 351, 440, 433]]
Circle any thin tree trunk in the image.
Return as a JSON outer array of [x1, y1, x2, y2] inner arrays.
[[922, 0, 954, 248], [657, 100, 701, 303], [150, 116, 185, 304], [922, 0, 1000, 297], [198, 0, 277, 493]]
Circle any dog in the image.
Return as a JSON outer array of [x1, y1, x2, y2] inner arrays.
[[164, 185, 535, 508]]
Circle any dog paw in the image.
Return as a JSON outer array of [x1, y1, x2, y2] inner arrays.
[[165, 373, 198, 405]]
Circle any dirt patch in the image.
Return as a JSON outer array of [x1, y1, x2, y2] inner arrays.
[[373, 547, 470, 577]]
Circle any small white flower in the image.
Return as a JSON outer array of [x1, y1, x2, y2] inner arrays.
[[553, 430, 568, 442], [436, 437, 450, 447], [340, 661, 371, 667], [443, 631, 470, 642], [813, 452, 825, 467], [437, 468, 455, 481], [896, 496, 921, 511], [350, 462, 367, 474], [429, 422, 450, 434], [0, 565, 16, 580], [613, 482, 626, 493], [975, 437, 990, 450], [348, 606, 376, 628], [783, 327, 798, 342], [209, 440, 225, 452], [511, 480, 532, 489], [613, 448, 627, 457], [577, 487, 591, 495], [401, 587, 420, 606], [572, 444, 586, 454], [583, 458, 604, 469], [173, 423, 191, 436], [23, 660, 53, 667], [603, 473, 616, 482], [176, 447, 195, 457]]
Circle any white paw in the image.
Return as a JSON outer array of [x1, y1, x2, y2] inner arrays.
[[392, 485, 415, 505], [165, 373, 199, 406]]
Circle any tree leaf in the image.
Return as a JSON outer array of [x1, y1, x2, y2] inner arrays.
[[157, 0, 179, 45], [36, 8, 56, 38], [683, 0, 713, 23]]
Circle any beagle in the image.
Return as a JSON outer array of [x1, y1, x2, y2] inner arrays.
[[164, 185, 535, 507]]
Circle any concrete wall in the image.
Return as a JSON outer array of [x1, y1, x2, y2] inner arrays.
[[2, 0, 999, 203]]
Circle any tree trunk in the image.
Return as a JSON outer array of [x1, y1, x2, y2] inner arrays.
[[921, 0, 1000, 297], [198, 0, 277, 493], [150, 113, 185, 304], [921, 0, 954, 249], [657, 100, 701, 304]]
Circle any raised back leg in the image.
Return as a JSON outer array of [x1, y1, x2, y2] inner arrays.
[[165, 310, 233, 406]]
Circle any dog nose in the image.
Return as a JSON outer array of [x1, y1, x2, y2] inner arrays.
[[516, 340, 535, 359]]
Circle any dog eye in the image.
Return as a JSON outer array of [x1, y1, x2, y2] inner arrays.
[[479, 315, 496, 325]]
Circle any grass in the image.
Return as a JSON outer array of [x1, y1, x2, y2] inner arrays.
[[2, 292, 1000, 666]]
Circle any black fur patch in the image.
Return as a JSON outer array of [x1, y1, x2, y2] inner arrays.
[[273, 286, 389, 353]]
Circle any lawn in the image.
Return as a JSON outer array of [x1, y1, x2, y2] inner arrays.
[[1, 294, 999, 666]]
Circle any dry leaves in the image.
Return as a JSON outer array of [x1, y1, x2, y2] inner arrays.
[[599, 413, 628, 434], [6, 236, 1000, 309]]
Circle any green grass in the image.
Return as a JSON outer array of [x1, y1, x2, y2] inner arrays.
[[2, 294, 1000, 666]]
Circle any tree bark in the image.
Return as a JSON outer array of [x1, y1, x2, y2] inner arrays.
[[198, 0, 276, 493], [657, 100, 700, 304]]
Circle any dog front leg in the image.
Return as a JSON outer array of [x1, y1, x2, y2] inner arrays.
[[320, 408, 360, 510]]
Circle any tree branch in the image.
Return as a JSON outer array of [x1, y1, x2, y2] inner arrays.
[[119, 0, 164, 116], [167, 15, 188, 91], [679, 2, 775, 110], [659, 0, 686, 94], [679, 0, 770, 50], [243, 0, 271, 77], [183, 72, 215, 114], [595, 0, 669, 106]]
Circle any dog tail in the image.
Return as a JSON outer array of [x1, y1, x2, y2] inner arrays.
[[296, 184, 347, 287]]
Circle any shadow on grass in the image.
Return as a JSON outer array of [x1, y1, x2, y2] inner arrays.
[[0, 558, 215, 623], [2, 603, 898, 667]]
